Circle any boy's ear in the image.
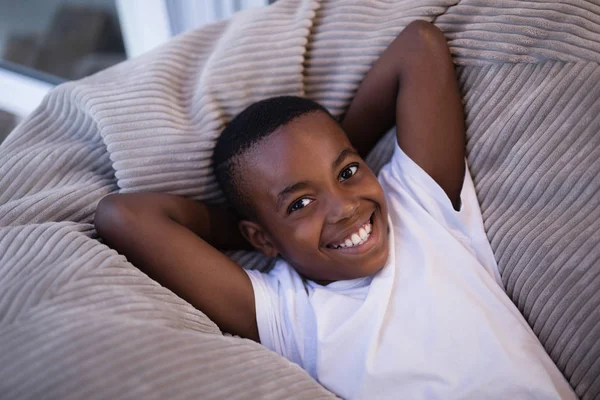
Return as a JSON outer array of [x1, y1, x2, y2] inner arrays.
[[239, 220, 278, 258]]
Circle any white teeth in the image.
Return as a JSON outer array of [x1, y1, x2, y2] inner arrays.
[[359, 227, 368, 240], [330, 220, 373, 249]]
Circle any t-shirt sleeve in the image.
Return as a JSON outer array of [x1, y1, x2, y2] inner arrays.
[[378, 142, 468, 217], [245, 263, 310, 369]]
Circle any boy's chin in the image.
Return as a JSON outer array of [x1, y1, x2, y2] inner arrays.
[[345, 259, 388, 280], [326, 240, 390, 281]]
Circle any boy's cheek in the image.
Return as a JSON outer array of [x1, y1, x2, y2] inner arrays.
[[275, 219, 322, 254]]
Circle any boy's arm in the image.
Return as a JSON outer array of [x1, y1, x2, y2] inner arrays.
[[341, 20, 465, 210], [94, 193, 259, 341]]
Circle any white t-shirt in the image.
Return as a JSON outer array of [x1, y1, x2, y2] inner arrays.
[[246, 144, 576, 400]]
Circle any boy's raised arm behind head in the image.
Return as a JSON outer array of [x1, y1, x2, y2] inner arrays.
[[342, 20, 465, 210], [94, 193, 259, 341]]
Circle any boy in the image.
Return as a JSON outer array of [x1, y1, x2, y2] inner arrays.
[[95, 21, 576, 399]]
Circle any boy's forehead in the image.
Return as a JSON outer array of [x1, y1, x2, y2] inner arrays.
[[269, 112, 344, 151], [242, 112, 351, 202]]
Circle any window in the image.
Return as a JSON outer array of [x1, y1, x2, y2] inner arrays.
[[0, 0, 270, 140], [1, 0, 126, 81]]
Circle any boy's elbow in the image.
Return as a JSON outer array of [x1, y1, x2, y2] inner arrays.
[[406, 20, 445, 44], [403, 20, 449, 56], [95, 194, 132, 241]]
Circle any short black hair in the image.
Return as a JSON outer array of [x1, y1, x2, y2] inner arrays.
[[212, 95, 334, 219]]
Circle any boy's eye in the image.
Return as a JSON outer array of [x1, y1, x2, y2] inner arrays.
[[289, 198, 313, 213], [339, 164, 359, 182]]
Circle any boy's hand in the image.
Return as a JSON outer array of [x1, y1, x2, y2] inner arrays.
[[95, 193, 259, 341], [342, 20, 465, 210]]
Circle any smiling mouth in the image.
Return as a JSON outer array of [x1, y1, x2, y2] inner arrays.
[[326, 214, 374, 250]]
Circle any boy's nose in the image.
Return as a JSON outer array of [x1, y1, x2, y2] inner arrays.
[[326, 192, 359, 223]]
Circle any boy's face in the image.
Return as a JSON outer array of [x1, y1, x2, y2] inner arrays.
[[239, 111, 390, 284]]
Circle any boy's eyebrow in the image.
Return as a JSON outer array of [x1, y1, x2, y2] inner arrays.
[[332, 148, 359, 170], [275, 148, 359, 211], [276, 181, 311, 210]]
